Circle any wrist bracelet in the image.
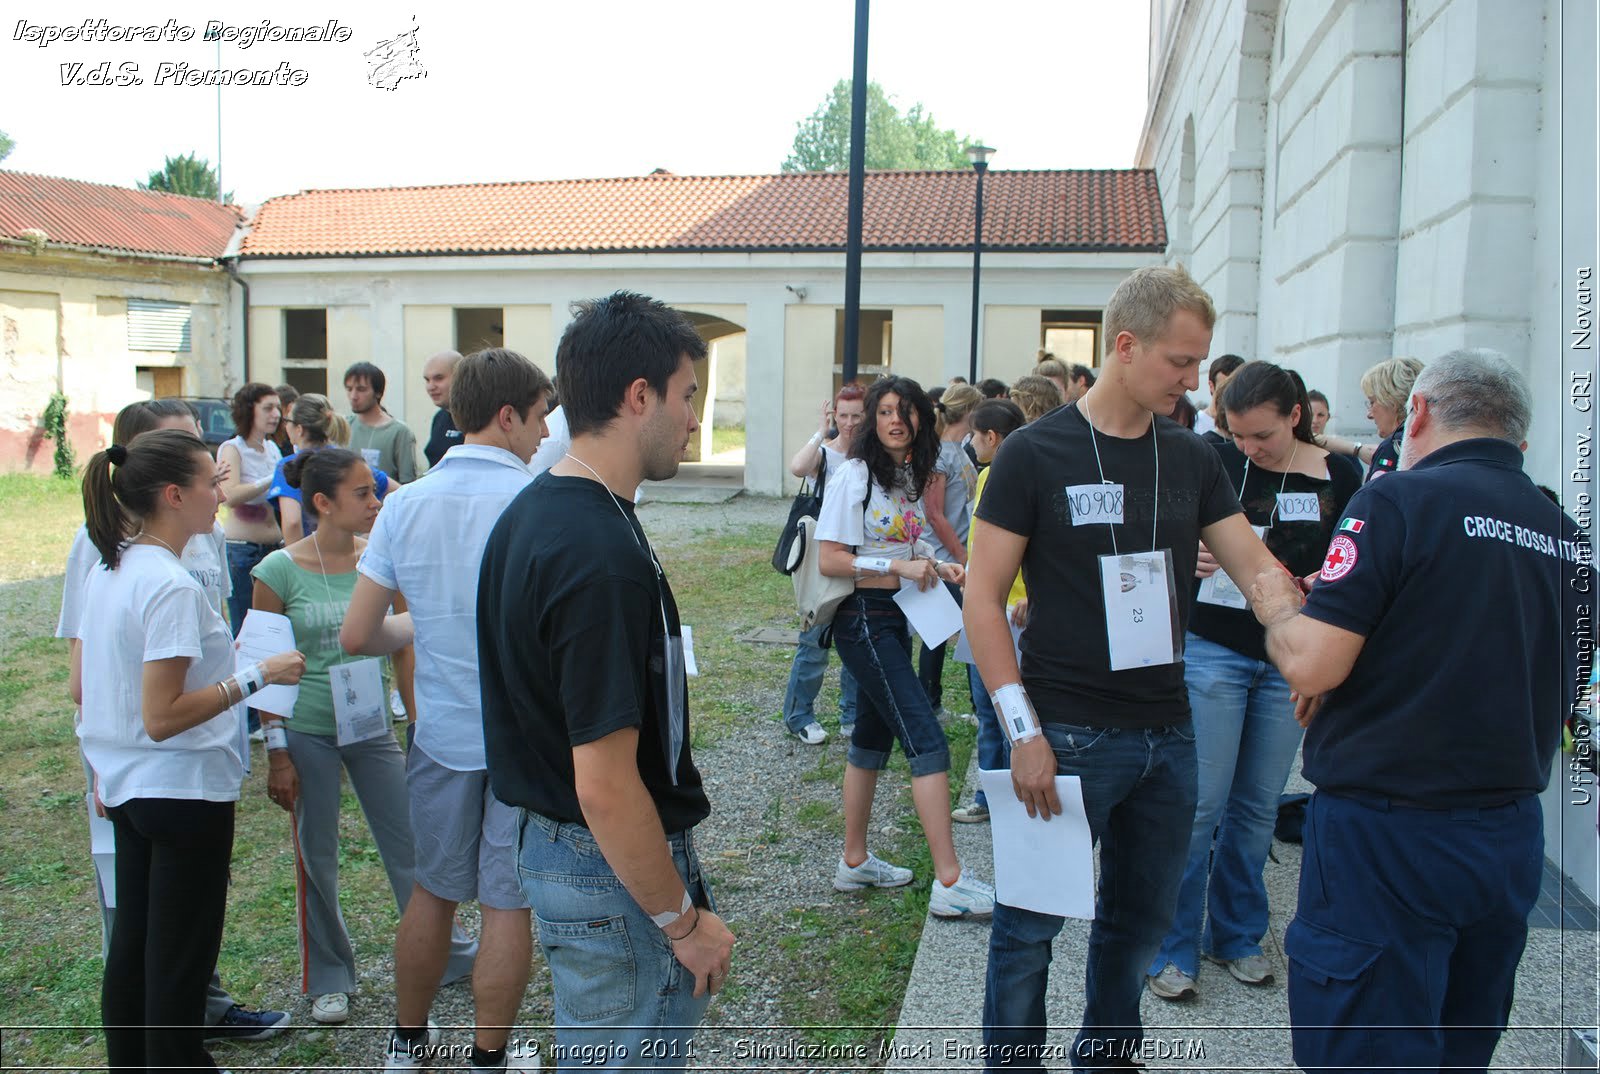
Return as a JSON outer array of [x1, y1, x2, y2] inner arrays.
[[666, 906, 701, 942], [215, 682, 230, 710], [234, 662, 266, 698], [991, 682, 1043, 745], [853, 555, 893, 576], [263, 726, 288, 751]]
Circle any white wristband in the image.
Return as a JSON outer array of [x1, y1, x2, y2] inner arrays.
[[991, 683, 1043, 745], [808, 431, 824, 446], [853, 556, 893, 576], [650, 889, 694, 929], [263, 726, 288, 751], [237, 662, 266, 697]]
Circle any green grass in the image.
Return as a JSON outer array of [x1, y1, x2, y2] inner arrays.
[[0, 485, 972, 1067], [709, 425, 746, 457]]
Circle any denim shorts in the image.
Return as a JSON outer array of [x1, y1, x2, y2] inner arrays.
[[831, 589, 951, 777], [515, 810, 713, 1067]]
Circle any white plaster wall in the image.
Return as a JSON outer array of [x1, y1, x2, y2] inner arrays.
[[1391, 0, 1543, 422], [241, 252, 1159, 495], [1255, 0, 1405, 434]]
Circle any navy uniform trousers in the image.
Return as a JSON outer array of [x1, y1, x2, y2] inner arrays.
[[1286, 790, 1543, 1074]]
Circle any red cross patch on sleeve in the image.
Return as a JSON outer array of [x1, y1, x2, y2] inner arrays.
[[1320, 535, 1359, 582]]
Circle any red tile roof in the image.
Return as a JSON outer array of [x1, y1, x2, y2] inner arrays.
[[240, 170, 1166, 258], [0, 170, 242, 260]]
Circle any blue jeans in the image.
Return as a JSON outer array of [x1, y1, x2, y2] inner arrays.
[[1151, 634, 1303, 978], [782, 621, 857, 732], [1288, 792, 1541, 1072], [226, 539, 276, 733], [968, 663, 1008, 809], [832, 590, 951, 777], [515, 810, 713, 1069], [983, 719, 1197, 1072]]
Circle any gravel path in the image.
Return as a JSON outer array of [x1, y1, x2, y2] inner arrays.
[[213, 492, 928, 1070]]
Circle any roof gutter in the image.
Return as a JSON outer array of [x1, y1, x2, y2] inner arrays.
[[220, 221, 252, 383], [0, 236, 220, 265]]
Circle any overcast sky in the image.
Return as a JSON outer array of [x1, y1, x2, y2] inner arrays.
[[1, 0, 1151, 206]]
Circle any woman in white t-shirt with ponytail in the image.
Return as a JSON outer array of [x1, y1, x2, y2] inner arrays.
[[75, 427, 304, 1074]]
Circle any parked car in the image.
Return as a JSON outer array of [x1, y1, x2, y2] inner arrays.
[[179, 397, 236, 455]]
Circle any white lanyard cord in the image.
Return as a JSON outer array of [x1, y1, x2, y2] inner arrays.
[[1080, 398, 1159, 555], [1241, 439, 1298, 528], [565, 454, 673, 637], [310, 532, 357, 669]]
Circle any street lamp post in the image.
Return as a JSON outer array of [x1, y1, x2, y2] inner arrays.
[[966, 143, 994, 384]]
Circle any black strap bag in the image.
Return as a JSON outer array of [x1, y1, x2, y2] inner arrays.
[[772, 458, 827, 575]]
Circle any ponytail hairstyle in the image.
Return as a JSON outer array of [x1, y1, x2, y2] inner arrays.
[[1009, 375, 1063, 423], [1217, 361, 1314, 444], [282, 447, 364, 520], [934, 383, 984, 437], [286, 393, 350, 448], [970, 398, 1026, 441], [82, 428, 209, 569], [853, 376, 939, 499]]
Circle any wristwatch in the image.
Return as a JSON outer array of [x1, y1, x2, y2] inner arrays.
[[650, 889, 693, 930]]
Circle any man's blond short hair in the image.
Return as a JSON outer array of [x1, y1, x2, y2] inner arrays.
[[1102, 265, 1217, 356]]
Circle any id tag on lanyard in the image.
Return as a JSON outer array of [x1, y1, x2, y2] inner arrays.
[[1196, 525, 1268, 609], [331, 658, 389, 747], [661, 633, 687, 785], [1099, 550, 1180, 670]]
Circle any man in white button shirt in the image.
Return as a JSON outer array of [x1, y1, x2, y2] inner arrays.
[[341, 348, 552, 1073]]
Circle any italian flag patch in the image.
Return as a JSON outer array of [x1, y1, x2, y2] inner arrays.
[[1339, 518, 1365, 534]]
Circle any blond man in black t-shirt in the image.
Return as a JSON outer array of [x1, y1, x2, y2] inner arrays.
[[966, 266, 1283, 1070]]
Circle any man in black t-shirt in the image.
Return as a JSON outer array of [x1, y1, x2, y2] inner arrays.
[[966, 266, 1284, 1070], [1249, 350, 1586, 1072], [478, 292, 733, 1060], [421, 350, 463, 467]]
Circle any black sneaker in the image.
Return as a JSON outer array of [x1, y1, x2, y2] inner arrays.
[[204, 1004, 291, 1043]]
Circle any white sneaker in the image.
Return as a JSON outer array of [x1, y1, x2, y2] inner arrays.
[[792, 721, 828, 745], [384, 1021, 441, 1070], [1148, 962, 1199, 1000], [390, 688, 406, 718], [929, 870, 995, 918], [310, 991, 348, 1024], [833, 852, 913, 891]]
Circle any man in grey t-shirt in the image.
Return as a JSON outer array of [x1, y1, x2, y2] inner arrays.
[[345, 360, 421, 483]]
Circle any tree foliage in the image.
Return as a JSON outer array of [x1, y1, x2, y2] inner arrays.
[[783, 80, 969, 172], [0, 130, 13, 163], [139, 153, 231, 202]]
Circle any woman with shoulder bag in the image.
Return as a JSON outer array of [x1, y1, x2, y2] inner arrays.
[[780, 384, 866, 744], [815, 377, 995, 919]]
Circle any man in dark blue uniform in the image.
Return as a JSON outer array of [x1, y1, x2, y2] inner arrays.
[[1249, 349, 1589, 1072]]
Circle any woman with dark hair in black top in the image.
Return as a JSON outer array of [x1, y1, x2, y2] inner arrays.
[[1148, 361, 1361, 1001]]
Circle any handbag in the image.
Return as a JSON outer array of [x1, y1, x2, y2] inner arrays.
[[789, 514, 856, 631], [771, 457, 827, 575]]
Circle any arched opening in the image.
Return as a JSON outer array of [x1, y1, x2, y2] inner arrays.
[[671, 309, 746, 496]]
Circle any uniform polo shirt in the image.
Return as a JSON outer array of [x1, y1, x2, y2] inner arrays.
[[357, 443, 533, 771], [1300, 438, 1588, 807]]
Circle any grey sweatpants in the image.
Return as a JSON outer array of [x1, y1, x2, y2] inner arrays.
[[80, 746, 238, 1024], [285, 728, 477, 995]]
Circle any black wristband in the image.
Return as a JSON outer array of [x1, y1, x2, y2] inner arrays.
[[665, 906, 701, 942]]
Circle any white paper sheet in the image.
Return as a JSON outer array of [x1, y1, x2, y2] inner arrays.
[[86, 793, 116, 908], [894, 578, 964, 649], [1098, 551, 1177, 670], [681, 625, 699, 677], [234, 609, 299, 718], [979, 768, 1094, 919], [953, 618, 1024, 666]]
